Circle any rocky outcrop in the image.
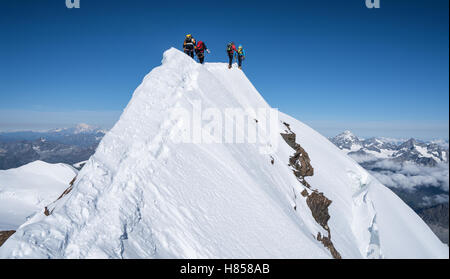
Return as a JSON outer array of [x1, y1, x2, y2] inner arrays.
[[0, 231, 15, 247], [306, 191, 332, 230], [44, 176, 77, 216], [281, 122, 341, 259], [308, 191, 342, 258], [281, 122, 314, 188], [289, 144, 314, 185], [317, 231, 341, 259]]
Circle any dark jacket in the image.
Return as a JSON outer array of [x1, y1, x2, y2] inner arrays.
[[183, 37, 196, 50]]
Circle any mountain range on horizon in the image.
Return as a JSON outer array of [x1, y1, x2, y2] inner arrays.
[[2, 125, 448, 147], [330, 130, 449, 166], [0, 124, 106, 170]]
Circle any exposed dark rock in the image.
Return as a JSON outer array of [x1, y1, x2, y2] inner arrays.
[[281, 124, 314, 188], [56, 176, 76, 200], [0, 230, 15, 247], [306, 191, 332, 230], [282, 122, 291, 132], [289, 144, 314, 178], [301, 189, 309, 197], [317, 232, 342, 259], [69, 176, 76, 186], [280, 133, 297, 150], [44, 176, 77, 216], [280, 121, 341, 259]]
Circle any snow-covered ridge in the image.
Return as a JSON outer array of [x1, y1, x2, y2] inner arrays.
[[0, 48, 447, 259], [0, 161, 77, 231]]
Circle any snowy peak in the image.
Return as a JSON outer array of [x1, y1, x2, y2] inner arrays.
[[73, 123, 98, 134], [0, 48, 447, 259], [337, 130, 357, 141], [341, 130, 355, 137], [330, 130, 362, 150], [398, 138, 419, 149]]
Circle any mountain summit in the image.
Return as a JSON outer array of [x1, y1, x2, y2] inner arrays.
[[0, 48, 447, 259], [330, 131, 362, 151]]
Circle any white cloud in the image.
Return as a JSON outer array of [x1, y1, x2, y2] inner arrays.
[[372, 159, 403, 172], [369, 161, 449, 191], [348, 153, 378, 163], [421, 194, 449, 207]]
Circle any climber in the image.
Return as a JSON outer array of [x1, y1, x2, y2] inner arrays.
[[195, 40, 210, 64], [183, 34, 196, 58], [226, 42, 237, 69], [235, 45, 246, 69]]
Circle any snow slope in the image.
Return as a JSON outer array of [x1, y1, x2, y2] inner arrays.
[[0, 161, 77, 230], [0, 48, 447, 258]]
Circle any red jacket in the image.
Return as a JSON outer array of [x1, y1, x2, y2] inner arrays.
[[196, 41, 207, 53], [227, 43, 237, 54]]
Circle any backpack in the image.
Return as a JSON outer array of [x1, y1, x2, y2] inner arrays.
[[227, 43, 233, 53], [185, 37, 194, 46], [197, 41, 204, 50]]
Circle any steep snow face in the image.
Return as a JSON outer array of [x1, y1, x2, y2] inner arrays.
[[0, 48, 447, 259], [0, 161, 77, 230]]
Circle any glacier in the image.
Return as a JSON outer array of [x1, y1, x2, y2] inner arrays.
[[0, 48, 447, 259]]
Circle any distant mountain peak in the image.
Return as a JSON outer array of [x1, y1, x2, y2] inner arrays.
[[74, 123, 98, 134], [330, 131, 362, 150], [332, 130, 358, 141], [341, 130, 355, 137]]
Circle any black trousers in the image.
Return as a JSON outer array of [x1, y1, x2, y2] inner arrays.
[[237, 55, 244, 67], [228, 53, 233, 66], [196, 51, 205, 64], [184, 47, 194, 58]]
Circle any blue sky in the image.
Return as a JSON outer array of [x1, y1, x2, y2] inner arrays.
[[0, 0, 448, 139]]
